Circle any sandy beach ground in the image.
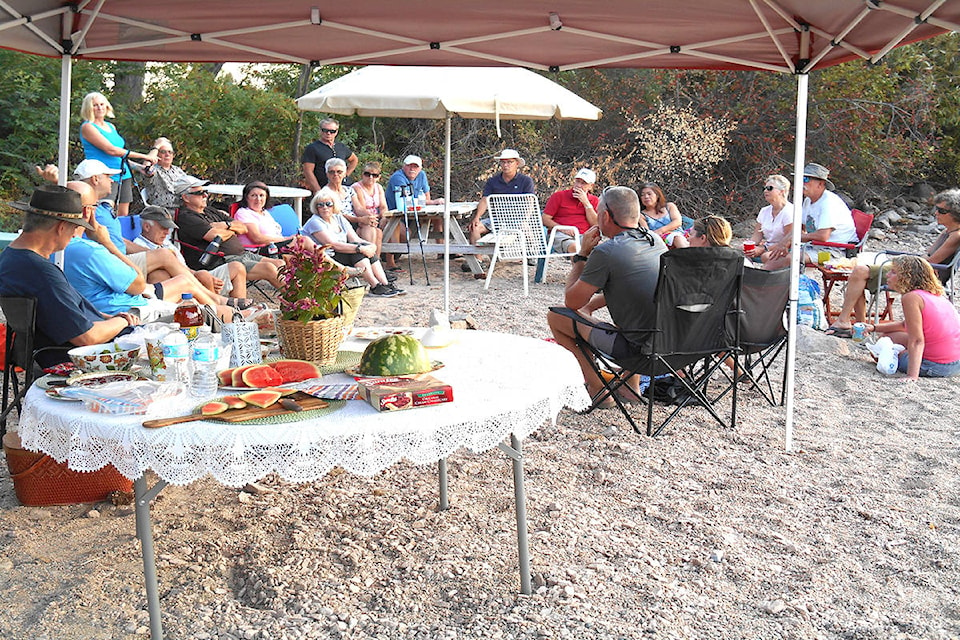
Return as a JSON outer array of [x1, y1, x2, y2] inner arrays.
[[1, 228, 958, 640]]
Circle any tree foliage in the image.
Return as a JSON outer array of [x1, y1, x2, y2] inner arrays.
[[2, 33, 959, 232]]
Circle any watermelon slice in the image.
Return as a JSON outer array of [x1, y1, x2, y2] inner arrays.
[[231, 364, 257, 387], [241, 364, 284, 388], [238, 389, 282, 408], [263, 386, 299, 397], [217, 368, 236, 387], [270, 359, 322, 383], [221, 395, 248, 409], [200, 400, 229, 416]]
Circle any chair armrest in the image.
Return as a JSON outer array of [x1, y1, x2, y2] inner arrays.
[[809, 240, 855, 249]]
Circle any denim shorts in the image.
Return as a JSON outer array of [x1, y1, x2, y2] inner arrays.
[[897, 352, 960, 377]]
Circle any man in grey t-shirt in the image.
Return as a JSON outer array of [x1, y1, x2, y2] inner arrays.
[[547, 186, 667, 401]]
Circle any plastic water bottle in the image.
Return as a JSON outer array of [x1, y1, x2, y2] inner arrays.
[[393, 186, 402, 211], [161, 324, 191, 386], [266, 242, 279, 257], [189, 326, 221, 399], [416, 192, 426, 211], [198, 235, 222, 267]]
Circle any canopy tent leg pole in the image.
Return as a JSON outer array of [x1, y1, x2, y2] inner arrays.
[[135, 474, 169, 640], [443, 115, 452, 318], [784, 71, 809, 453], [499, 434, 532, 594], [57, 54, 71, 185]]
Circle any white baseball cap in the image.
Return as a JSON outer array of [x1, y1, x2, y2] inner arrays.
[[73, 159, 121, 180], [574, 168, 597, 184], [403, 155, 422, 166]]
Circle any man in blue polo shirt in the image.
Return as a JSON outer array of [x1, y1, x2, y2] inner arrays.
[[467, 149, 536, 244]]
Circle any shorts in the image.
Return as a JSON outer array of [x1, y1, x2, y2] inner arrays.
[[550, 231, 577, 254], [127, 250, 148, 272], [585, 321, 636, 359], [334, 251, 379, 267], [225, 251, 265, 272], [209, 263, 234, 295], [865, 263, 892, 292], [132, 298, 177, 323], [803, 246, 846, 263], [109, 177, 134, 205], [152, 282, 164, 300], [898, 352, 960, 377]]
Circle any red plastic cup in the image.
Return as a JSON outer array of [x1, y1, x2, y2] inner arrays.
[[743, 241, 756, 254]]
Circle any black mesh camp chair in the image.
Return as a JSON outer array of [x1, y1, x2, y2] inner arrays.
[[711, 266, 790, 407], [0, 297, 70, 437], [551, 247, 743, 436]]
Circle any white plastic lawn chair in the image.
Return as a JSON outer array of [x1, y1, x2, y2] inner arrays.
[[481, 193, 580, 296]]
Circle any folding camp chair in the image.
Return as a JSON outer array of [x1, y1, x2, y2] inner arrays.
[[808, 208, 873, 258], [1, 297, 70, 437], [483, 193, 580, 295], [550, 247, 743, 436], [711, 266, 790, 407]]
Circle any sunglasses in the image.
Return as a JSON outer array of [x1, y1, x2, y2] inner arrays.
[[315, 201, 335, 208], [363, 171, 380, 178], [327, 169, 345, 174], [763, 185, 776, 191], [934, 205, 952, 215], [802, 176, 813, 183], [157, 149, 174, 155], [187, 190, 208, 196], [321, 128, 339, 134]]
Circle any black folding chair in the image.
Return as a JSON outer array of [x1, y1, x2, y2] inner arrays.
[[712, 266, 790, 407], [1, 297, 70, 437], [551, 247, 743, 436]]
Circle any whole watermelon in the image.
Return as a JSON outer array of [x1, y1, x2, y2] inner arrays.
[[358, 334, 432, 376]]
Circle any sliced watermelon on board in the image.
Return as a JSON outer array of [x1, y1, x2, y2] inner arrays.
[[220, 395, 248, 409], [200, 400, 229, 416], [270, 359, 321, 383], [238, 389, 282, 408], [241, 364, 284, 388]]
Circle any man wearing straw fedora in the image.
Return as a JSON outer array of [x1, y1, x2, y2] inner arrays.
[[0, 184, 139, 367]]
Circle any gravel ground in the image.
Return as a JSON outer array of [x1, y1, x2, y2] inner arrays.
[[0, 222, 958, 640]]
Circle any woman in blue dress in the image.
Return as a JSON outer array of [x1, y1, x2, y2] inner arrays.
[[79, 91, 159, 217]]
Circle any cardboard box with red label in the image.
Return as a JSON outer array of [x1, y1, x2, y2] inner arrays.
[[357, 375, 453, 412]]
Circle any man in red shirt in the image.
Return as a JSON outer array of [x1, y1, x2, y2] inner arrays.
[[542, 168, 599, 253]]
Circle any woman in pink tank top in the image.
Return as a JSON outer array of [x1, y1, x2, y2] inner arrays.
[[864, 255, 960, 379]]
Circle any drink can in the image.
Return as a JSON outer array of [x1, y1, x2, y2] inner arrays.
[[852, 322, 867, 342]]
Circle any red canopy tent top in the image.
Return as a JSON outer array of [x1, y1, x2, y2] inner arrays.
[[1, 0, 958, 74]]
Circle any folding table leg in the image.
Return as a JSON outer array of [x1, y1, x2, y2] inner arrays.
[[499, 434, 531, 594], [437, 458, 449, 511], [135, 474, 168, 640]]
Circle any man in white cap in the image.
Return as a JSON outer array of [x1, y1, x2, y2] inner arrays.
[[384, 154, 446, 269], [467, 149, 536, 244], [542, 168, 599, 253], [71, 158, 202, 286], [0, 185, 139, 366]]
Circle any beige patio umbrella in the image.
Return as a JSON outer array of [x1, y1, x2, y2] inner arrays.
[[296, 65, 603, 317]]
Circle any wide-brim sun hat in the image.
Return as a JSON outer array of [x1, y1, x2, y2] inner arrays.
[[495, 149, 524, 166], [9, 184, 94, 231], [802, 163, 835, 190]]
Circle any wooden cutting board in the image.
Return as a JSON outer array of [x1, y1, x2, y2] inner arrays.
[[142, 392, 329, 428]]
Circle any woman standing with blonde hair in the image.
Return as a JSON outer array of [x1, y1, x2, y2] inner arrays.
[[79, 91, 159, 217], [864, 255, 960, 379]]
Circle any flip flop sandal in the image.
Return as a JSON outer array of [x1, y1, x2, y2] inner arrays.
[[824, 325, 853, 338], [227, 298, 258, 311]]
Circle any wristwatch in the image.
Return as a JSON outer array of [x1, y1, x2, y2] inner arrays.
[[572, 254, 589, 264]]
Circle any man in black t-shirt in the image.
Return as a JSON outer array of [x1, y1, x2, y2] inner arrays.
[[301, 118, 359, 191], [173, 176, 284, 287]]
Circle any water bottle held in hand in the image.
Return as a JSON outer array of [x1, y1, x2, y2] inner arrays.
[[198, 235, 222, 267]]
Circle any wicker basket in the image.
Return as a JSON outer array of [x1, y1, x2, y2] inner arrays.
[[2, 432, 133, 506], [276, 315, 345, 365]]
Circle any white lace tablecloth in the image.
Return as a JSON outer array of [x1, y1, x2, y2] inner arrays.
[[18, 330, 589, 487]]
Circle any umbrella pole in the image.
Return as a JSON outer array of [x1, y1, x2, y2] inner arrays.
[[443, 116, 452, 318]]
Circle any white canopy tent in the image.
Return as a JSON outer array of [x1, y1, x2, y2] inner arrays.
[[2, 1, 959, 453], [296, 65, 603, 318]]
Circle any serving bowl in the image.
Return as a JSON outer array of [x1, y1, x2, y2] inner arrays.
[[67, 341, 141, 372]]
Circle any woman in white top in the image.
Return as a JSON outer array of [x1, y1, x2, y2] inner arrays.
[[301, 188, 404, 298], [349, 161, 388, 261], [744, 174, 794, 270]]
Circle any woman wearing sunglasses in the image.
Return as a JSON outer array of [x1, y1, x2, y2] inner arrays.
[[743, 174, 794, 270], [349, 161, 388, 264], [301, 188, 404, 298]]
